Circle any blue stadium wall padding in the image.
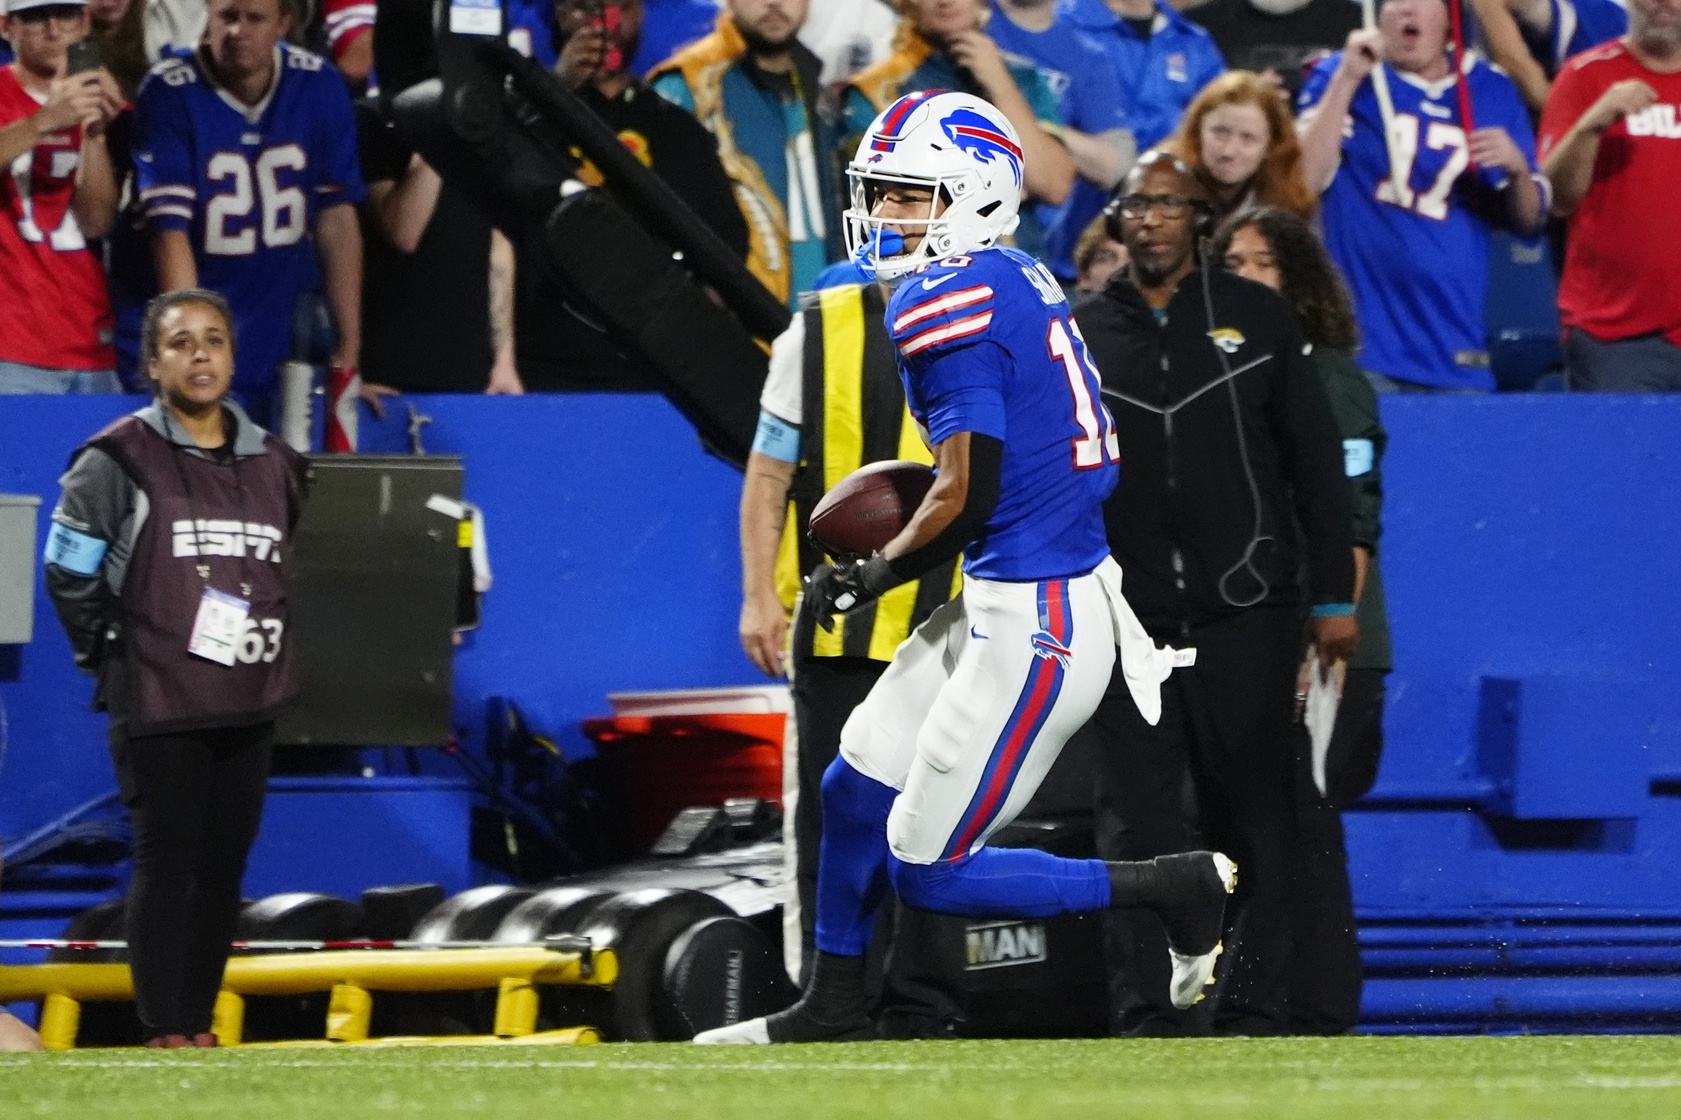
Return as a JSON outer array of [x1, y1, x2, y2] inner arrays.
[[1364, 393, 1681, 816], [1476, 675, 1651, 820], [7, 393, 1681, 978], [1362, 973, 1681, 1029]]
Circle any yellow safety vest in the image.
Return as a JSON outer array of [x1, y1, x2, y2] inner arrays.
[[776, 284, 961, 662]]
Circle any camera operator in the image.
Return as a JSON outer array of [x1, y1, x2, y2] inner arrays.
[[42, 289, 309, 1048], [1072, 151, 1355, 1036]]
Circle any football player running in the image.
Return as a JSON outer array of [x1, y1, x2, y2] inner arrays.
[[695, 90, 1235, 1045]]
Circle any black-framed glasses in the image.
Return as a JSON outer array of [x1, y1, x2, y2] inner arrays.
[[1114, 194, 1195, 221]]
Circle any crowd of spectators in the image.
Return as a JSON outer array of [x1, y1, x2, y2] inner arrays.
[[2, 0, 1679, 409]]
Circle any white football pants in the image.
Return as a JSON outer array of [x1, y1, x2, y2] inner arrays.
[[838, 556, 1171, 866]]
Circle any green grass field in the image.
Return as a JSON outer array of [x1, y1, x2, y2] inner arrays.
[[5, 1037, 1681, 1119]]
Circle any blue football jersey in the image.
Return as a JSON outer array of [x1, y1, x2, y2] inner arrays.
[[1299, 52, 1539, 390], [133, 46, 366, 401], [887, 246, 1118, 582], [1545, 0, 1628, 71]]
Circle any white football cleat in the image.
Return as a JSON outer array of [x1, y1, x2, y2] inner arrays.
[[692, 1017, 771, 1044], [1169, 942, 1225, 1010]]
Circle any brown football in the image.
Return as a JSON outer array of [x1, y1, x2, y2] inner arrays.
[[808, 460, 936, 559]]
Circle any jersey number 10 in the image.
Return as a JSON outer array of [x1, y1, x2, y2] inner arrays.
[[205, 145, 308, 255], [1048, 317, 1119, 470]]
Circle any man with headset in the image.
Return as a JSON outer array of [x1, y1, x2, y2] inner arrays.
[[1072, 151, 1356, 1037]]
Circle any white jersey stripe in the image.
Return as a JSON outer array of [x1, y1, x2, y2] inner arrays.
[[900, 311, 993, 355], [892, 285, 994, 333]]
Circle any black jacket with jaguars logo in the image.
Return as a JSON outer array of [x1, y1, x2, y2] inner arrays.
[[1073, 267, 1354, 637]]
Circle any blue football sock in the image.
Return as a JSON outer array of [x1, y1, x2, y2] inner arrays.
[[812, 757, 898, 957], [888, 846, 1112, 918]]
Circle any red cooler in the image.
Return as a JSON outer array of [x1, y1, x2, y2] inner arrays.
[[583, 687, 787, 852]]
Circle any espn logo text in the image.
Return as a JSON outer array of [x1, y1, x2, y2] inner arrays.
[[965, 920, 1048, 971], [172, 519, 284, 561], [1626, 105, 1681, 139]]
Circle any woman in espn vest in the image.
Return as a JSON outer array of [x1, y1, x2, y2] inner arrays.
[[43, 289, 309, 1048]]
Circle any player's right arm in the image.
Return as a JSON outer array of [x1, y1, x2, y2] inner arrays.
[[881, 430, 999, 568], [872, 270, 1008, 582], [815, 271, 1008, 619], [1296, 31, 1382, 194], [817, 425, 1001, 627]]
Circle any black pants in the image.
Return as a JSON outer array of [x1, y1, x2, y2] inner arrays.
[[790, 653, 963, 1036], [110, 721, 274, 1040], [1091, 606, 1300, 1036], [790, 654, 886, 969], [1286, 667, 1386, 1034]]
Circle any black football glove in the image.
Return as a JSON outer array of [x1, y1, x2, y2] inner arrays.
[[806, 556, 896, 633]]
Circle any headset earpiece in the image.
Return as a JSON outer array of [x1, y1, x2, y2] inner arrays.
[[1101, 194, 1123, 242]]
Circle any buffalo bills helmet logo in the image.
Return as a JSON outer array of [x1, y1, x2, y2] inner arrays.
[[871, 90, 937, 153], [940, 108, 1023, 187]]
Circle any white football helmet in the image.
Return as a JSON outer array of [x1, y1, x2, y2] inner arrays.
[[844, 90, 1024, 285]]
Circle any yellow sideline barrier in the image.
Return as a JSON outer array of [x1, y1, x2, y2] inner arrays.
[[0, 945, 618, 1050]]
